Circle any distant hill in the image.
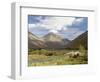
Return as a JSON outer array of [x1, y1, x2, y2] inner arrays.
[[28, 32, 47, 49], [28, 32, 70, 49], [28, 31, 88, 50], [65, 31, 88, 49]]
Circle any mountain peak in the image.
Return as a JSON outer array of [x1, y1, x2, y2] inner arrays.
[[28, 32, 70, 49], [43, 32, 63, 42]]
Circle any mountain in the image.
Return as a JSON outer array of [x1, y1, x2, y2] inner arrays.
[[28, 32, 70, 49], [43, 32, 70, 49], [66, 31, 88, 49], [28, 32, 41, 40], [28, 32, 47, 49], [62, 39, 70, 45], [43, 32, 63, 42]]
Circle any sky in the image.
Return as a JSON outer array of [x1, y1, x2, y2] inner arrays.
[[28, 15, 88, 40]]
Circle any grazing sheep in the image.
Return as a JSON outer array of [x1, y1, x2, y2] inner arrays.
[[64, 51, 81, 58], [64, 51, 74, 58], [75, 51, 81, 56]]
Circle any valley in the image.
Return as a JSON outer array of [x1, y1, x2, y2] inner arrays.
[[28, 31, 88, 66]]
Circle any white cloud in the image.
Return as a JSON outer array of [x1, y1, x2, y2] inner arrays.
[[49, 29, 58, 34], [74, 18, 84, 24], [28, 24, 36, 29], [40, 17, 75, 31], [28, 16, 87, 40], [28, 17, 75, 33]]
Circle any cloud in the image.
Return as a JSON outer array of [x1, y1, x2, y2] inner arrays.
[[28, 16, 87, 40], [28, 16, 75, 33], [28, 24, 36, 28], [40, 17, 75, 31], [72, 18, 84, 26], [68, 17, 88, 31], [60, 28, 85, 40], [48, 29, 58, 34], [75, 18, 84, 22]]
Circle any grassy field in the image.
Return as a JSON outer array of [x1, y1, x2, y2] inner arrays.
[[28, 49, 88, 66]]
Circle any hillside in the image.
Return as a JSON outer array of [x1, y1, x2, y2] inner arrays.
[[66, 31, 88, 49]]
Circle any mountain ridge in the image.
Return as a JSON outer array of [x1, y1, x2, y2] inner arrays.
[[28, 31, 87, 49], [65, 31, 88, 49]]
